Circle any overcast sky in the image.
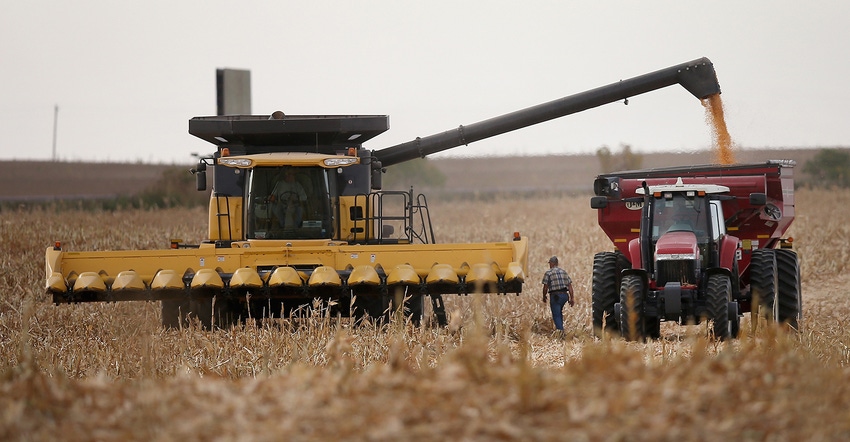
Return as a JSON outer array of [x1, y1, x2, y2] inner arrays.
[[2, 1, 848, 164]]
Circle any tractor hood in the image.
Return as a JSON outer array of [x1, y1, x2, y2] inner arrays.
[[655, 231, 700, 261]]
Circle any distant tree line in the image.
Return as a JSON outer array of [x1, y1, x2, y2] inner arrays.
[[596, 144, 643, 173], [802, 148, 850, 188], [381, 158, 446, 190]]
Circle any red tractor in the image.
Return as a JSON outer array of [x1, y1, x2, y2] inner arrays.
[[590, 161, 801, 340]]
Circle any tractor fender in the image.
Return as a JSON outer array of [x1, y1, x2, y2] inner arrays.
[[704, 266, 733, 280], [621, 268, 649, 289], [627, 239, 643, 270], [717, 235, 740, 271]]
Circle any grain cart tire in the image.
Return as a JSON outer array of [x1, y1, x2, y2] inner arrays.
[[706, 274, 732, 340], [592, 252, 621, 337], [749, 249, 778, 322], [619, 273, 645, 342], [775, 249, 802, 331]]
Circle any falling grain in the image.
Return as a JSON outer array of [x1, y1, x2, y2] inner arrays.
[[702, 94, 736, 165]]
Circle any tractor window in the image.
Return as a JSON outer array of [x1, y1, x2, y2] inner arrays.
[[651, 193, 709, 244], [710, 200, 725, 240], [245, 166, 334, 240]]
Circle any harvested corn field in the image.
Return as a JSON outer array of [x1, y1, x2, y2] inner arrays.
[[2, 188, 849, 440]]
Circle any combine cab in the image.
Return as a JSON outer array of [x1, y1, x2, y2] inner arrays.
[[590, 161, 801, 340], [47, 57, 724, 329]]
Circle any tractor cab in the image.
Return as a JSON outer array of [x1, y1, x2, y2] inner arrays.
[[635, 178, 732, 286]]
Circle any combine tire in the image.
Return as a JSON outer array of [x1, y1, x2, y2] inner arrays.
[[775, 249, 802, 330], [619, 274, 645, 342], [749, 249, 778, 321], [592, 252, 624, 337], [161, 299, 188, 329], [160, 297, 212, 329], [706, 274, 732, 340], [353, 289, 391, 325], [405, 294, 425, 326]]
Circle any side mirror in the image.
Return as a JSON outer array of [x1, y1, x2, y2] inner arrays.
[[590, 196, 608, 209], [370, 160, 383, 191], [593, 177, 620, 198], [749, 193, 767, 206], [193, 161, 207, 191]]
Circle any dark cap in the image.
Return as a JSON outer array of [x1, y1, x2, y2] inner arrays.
[[548, 256, 558, 264]]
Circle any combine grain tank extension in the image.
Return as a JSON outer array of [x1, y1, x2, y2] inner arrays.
[[590, 161, 800, 340], [47, 57, 723, 329]]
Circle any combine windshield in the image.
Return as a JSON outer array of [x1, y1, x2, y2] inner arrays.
[[245, 166, 334, 240]]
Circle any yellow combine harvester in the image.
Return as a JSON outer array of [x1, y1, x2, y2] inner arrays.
[[46, 58, 722, 328]]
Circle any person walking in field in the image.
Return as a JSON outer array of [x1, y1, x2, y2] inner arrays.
[[542, 256, 575, 336]]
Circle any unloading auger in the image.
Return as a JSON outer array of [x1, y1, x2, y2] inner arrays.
[[46, 58, 722, 329]]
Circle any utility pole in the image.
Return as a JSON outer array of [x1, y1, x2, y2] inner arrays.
[[52, 104, 58, 161]]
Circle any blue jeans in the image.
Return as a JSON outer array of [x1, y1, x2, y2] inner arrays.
[[549, 292, 569, 330]]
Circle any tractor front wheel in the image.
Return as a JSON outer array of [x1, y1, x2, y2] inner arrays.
[[619, 274, 645, 342], [706, 273, 732, 340]]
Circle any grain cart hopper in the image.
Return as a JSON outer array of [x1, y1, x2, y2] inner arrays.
[[590, 161, 800, 341], [47, 57, 722, 329]]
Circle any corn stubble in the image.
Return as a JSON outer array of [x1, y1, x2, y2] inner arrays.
[[2, 191, 849, 440]]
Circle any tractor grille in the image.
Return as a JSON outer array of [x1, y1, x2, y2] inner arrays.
[[656, 260, 696, 286]]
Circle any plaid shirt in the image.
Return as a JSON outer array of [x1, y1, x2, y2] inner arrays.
[[542, 266, 571, 292]]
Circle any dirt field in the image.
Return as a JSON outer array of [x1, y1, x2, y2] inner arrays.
[[1, 182, 849, 440]]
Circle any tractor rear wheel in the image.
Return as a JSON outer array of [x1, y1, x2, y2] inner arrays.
[[775, 249, 802, 331], [619, 274, 645, 342], [592, 252, 623, 337], [706, 273, 732, 340], [749, 249, 778, 322]]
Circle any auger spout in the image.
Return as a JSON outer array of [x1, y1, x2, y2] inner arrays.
[[373, 57, 720, 167]]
